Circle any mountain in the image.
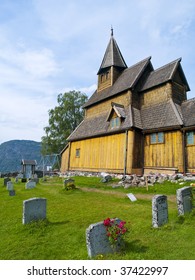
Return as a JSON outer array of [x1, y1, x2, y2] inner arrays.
[[0, 140, 42, 173]]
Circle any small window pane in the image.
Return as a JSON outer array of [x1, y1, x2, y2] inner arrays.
[[76, 148, 80, 157], [187, 132, 194, 145], [115, 117, 120, 127], [158, 132, 164, 143], [110, 117, 120, 128], [150, 133, 156, 144]]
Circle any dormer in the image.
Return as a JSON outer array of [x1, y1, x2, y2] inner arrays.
[[97, 28, 127, 92], [107, 102, 126, 129]]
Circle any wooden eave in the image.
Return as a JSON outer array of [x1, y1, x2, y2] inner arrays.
[[142, 125, 183, 134], [67, 126, 134, 142], [182, 125, 195, 131]]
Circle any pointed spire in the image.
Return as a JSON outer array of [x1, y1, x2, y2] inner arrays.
[[97, 29, 127, 74]]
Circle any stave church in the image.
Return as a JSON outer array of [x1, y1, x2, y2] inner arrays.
[[61, 29, 195, 175]]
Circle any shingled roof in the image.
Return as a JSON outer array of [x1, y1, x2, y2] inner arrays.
[[141, 58, 190, 92], [97, 28, 127, 74], [83, 57, 152, 108], [140, 100, 183, 131], [181, 98, 195, 127], [67, 96, 195, 141], [67, 106, 133, 141]]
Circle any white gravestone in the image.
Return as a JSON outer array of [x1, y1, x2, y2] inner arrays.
[[176, 186, 193, 215], [25, 180, 36, 189], [22, 198, 47, 224], [152, 195, 168, 228], [127, 193, 137, 202], [86, 218, 121, 258], [6, 181, 14, 191]]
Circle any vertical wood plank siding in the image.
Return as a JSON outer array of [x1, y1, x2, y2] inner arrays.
[[68, 131, 134, 173], [60, 145, 70, 172], [144, 131, 183, 172], [186, 144, 195, 172]]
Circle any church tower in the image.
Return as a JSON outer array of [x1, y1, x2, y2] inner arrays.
[[97, 28, 127, 92]]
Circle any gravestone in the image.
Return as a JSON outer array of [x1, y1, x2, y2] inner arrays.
[[9, 190, 15, 196], [86, 218, 121, 258], [25, 180, 36, 189], [4, 177, 11, 186], [15, 176, 19, 183], [6, 181, 14, 191], [176, 186, 193, 215], [101, 173, 112, 183], [127, 193, 137, 202], [64, 178, 75, 190], [152, 195, 168, 228], [22, 198, 47, 224]]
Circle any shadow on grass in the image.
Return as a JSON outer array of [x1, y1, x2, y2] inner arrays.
[[48, 220, 70, 226], [125, 239, 148, 253]]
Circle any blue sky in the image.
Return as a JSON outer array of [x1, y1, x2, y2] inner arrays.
[[0, 0, 195, 144]]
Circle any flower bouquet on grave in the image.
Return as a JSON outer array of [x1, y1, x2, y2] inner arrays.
[[103, 218, 127, 249]]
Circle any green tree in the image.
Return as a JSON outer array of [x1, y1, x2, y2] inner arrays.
[[41, 90, 88, 155]]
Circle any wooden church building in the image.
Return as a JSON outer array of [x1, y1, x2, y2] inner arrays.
[[61, 29, 195, 175]]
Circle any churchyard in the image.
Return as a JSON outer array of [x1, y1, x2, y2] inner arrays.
[[0, 175, 195, 260]]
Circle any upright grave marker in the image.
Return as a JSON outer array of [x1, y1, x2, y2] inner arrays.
[[152, 195, 168, 228], [4, 177, 11, 186], [6, 181, 14, 191], [22, 198, 47, 224], [86, 218, 121, 258], [9, 190, 15, 196], [176, 186, 193, 215], [25, 180, 36, 189]]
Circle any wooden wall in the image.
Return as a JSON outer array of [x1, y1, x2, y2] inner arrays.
[[97, 70, 112, 92], [141, 83, 172, 107], [186, 144, 195, 173], [86, 91, 131, 118], [60, 145, 70, 173], [69, 134, 125, 173], [144, 130, 184, 172], [66, 131, 134, 174]]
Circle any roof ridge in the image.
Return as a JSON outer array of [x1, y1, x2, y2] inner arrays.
[[130, 57, 152, 88], [127, 56, 152, 70], [151, 58, 181, 73]]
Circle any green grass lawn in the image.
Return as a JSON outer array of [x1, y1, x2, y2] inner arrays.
[[0, 176, 195, 260]]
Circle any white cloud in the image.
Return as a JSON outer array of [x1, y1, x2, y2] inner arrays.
[[0, 0, 195, 144]]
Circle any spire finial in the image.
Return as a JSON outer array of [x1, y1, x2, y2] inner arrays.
[[111, 25, 113, 37]]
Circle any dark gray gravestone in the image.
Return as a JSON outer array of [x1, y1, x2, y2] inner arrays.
[[22, 198, 47, 224], [9, 190, 15, 196], [86, 218, 121, 258], [4, 177, 11, 186], [152, 195, 168, 228], [176, 186, 193, 215]]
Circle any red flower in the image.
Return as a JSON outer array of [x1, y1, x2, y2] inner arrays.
[[118, 221, 126, 229], [103, 218, 128, 246], [103, 218, 111, 227]]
